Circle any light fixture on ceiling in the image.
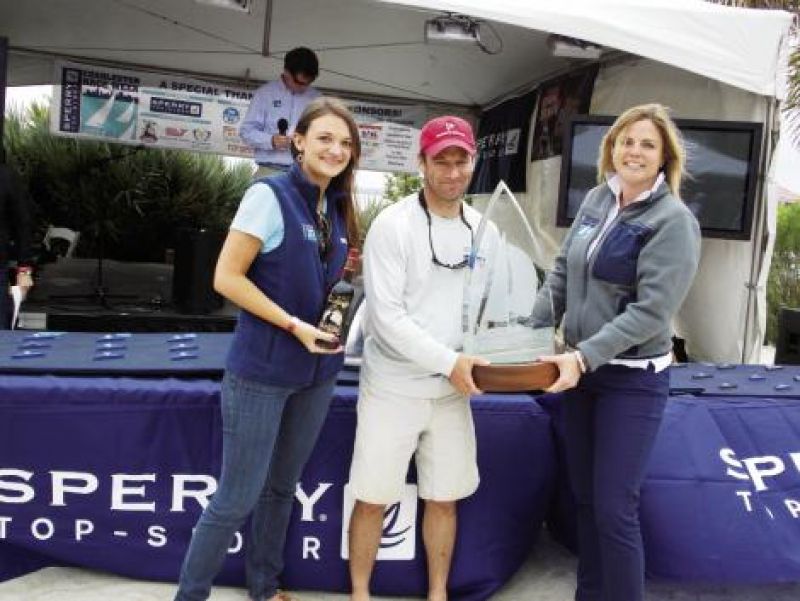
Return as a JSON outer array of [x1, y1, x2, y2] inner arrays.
[[548, 35, 602, 60], [425, 14, 481, 45], [424, 13, 502, 55], [194, 0, 251, 12]]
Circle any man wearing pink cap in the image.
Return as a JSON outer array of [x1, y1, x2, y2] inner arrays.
[[346, 116, 489, 601]]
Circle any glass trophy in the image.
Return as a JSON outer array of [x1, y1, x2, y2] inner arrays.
[[463, 181, 559, 392]]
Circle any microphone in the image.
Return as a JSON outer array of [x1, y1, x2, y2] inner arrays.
[[277, 118, 288, 136]]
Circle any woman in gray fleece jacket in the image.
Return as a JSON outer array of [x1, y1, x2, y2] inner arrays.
[[537, 103, 701, 601]]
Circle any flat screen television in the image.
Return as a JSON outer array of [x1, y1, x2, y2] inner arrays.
[[557, 115, 763, 240]]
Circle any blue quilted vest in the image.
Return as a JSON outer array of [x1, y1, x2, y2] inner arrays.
[[226, 163, 348, 386]]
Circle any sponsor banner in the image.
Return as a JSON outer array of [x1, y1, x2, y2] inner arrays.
[[0, 368, 555, 594], [52, 61, 426, 172], [530, 64, 598, 162], [469, 90, 537, 194], [52, 60, 254, 158], [539, 390, 800, 583], [343, 100, 427, 173], [642, 397, 800, 581]]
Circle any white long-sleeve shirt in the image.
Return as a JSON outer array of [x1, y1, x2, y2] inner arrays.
[[361, 193, 482, 399], [239, 78, 320, 166]]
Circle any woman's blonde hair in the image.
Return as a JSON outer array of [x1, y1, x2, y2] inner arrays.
[[596, 103, 686, 197]]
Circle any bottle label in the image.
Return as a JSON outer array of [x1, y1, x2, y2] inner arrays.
[[319, 290, 354, 339], [316, 247, 360, 349]]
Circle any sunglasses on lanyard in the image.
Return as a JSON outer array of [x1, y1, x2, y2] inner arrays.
[[316, 211, 331, 262], [418, 191, 473, 270]]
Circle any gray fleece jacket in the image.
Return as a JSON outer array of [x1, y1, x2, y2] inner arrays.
[[539, 181, 701, 371]]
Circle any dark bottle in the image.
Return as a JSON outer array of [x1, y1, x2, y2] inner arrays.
[[317, 248, 360, 350]]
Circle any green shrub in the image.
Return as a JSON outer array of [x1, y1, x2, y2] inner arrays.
[[384, 172, 421, 202], [3, 101, 251, 262], [766, 202, 800, 343], [352, 173, 418, 247]]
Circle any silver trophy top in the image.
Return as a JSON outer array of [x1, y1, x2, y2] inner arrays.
[[463, 181, 555, 364]]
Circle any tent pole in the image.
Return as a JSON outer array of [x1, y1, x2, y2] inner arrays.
[[261, 0, 272, 57], [0, 36, 7, 155], [742, 96, 777, 364]]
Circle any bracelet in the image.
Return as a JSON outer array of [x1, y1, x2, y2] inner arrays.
[[573, 350, 587, 374], [285, 316, 300, 334]]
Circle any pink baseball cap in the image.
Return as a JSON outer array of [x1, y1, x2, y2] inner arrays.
[[419, 116, 476, 158]]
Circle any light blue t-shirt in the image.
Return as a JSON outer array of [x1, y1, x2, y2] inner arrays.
[[230, 183, 284, 253], [230, 182, 328, 253]]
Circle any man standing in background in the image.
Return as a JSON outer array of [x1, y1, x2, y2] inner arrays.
[[239, 47, 320, 178]]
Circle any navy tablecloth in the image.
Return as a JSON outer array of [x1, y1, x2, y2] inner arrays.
[[538, 390, 800, 583], [3, 331, 800, 398], [3, 330, 800, 587], [0, 376, 555, 600], [0, 331, 231, 376]]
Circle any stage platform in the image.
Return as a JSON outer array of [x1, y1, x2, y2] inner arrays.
[[19, 257, 236, 332]]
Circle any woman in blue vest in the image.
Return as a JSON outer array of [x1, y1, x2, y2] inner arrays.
[[175, 97, 361, 601]]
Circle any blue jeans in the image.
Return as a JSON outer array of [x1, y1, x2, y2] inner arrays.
[[561, 364, 668, 601], [174, 372, 336, 601]]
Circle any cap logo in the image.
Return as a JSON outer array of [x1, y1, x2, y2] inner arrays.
[[420, 116, 475, 155], [436, 121, 465, 139]]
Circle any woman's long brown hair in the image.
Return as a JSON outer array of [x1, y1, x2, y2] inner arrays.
[[292, 97, 361, 248]]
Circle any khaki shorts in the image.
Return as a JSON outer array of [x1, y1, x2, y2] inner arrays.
[[348, 383, 480, 504]]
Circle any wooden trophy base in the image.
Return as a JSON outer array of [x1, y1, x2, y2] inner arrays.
[[472, 361, 559, 392]]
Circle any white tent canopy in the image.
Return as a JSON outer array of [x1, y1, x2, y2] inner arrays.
[[2, 0, 792, 105], [382, 0, 792, 99]]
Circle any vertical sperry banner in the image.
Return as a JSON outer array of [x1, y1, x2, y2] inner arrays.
[[469, 90, 537, 194]]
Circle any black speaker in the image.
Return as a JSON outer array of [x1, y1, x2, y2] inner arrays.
[[172, 228, 225, 314], [47, 311, 235, 332], [775, 307, 800, 366]]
